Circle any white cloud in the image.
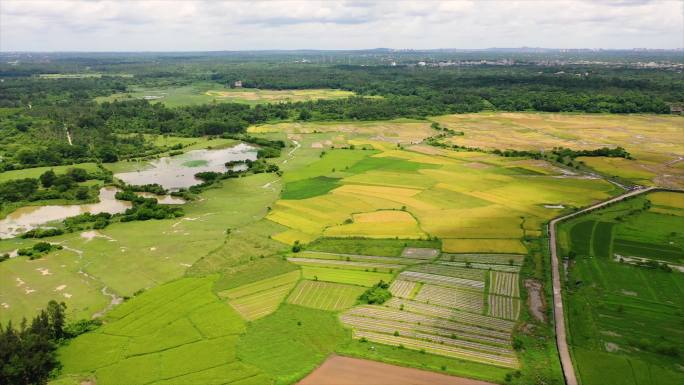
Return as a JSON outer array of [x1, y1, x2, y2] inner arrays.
[[0, 0, 681, 51]]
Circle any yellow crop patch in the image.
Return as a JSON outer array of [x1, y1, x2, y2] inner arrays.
[[325, 210, 426, 239], [649, 191, 684, 209]]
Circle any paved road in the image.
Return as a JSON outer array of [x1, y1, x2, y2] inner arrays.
[[548, 187, 656, 385]]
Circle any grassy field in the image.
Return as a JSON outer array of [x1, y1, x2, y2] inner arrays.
[[0, 162, 100, 182], [96, 83, 355, 107], [433, 112, 684, 189], [558, 192, 684, 385], [0, 173, 280, 325]]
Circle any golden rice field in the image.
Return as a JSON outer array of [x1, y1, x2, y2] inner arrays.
[[264, 121, 618, 255], [433, 112, 684, 188]]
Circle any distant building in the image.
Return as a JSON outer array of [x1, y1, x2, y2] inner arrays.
[[234, 80, 243, 88], [417, 61, 426, 66], [670, 104, 684, 115]]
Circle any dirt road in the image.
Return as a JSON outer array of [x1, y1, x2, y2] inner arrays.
[[298, 355, 496, 385], [548, 186, 656, 385]]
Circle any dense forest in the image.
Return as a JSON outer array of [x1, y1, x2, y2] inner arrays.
[[0, 52, 681, 170]]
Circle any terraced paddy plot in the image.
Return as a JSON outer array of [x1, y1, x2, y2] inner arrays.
[[287, 257, 403, 272], [408, 263, 486, 281], [438, 261, 521, 273], [220, 271, 301, 321], [489, 272, 520, 297], [287, 280, 365, 311], [353, 330, 518, 368], [383, 298, 515, 332], [414, 284, 483, 313], [441, 253, 525, 266], [399, 271, 485, 290], [344, 306, 512, 342], [389, 280, 417, 298], [324, 210, 426, 239], [442, 239, 528, 254], [297, 251, 423, 265], [56, 277, 271, 385], [300, 266, 394, 287], [487, 295, 521, 321]]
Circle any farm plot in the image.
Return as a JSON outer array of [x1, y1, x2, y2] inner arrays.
[[401, 247, 440, 259], [383, 298, 515, 332], [414, 284, 483, 313], [389, 280, 417, 298], [487, 295, 521, 321], [287, 280, 365, 311], [438, 261, 521, 273], [301, 266, 393, 287], [398, 271, 484, 290], [440, 253, 525, 266], [219, 271, 300, 320], [342, 316, 511, 355], [287, 257, 403, 272], [344, 306, 512, 342], [297, 251, 423, 265], [408, 263, 485, 281], [56, 277, 271, 385], [352, 330, 519, 368], [489, 272, 520, 297]]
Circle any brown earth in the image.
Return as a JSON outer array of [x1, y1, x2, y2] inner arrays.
[[298, 355, 496, 385]]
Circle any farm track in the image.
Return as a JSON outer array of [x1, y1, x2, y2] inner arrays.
[[303, 251, 424, 264], [288, 257, 404, 270], [438, 261, 521, 273], [549, 186, 659, 385]]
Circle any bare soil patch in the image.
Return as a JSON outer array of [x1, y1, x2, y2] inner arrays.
[[524, 279, 546, 323], [298, 355, 496, 385]]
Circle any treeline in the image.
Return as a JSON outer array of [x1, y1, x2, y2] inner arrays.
[[0, 301, 99, 385], [0, 167, 107, 208]]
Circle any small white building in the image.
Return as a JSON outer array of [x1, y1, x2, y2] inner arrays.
[[234, 80, 243, 88]]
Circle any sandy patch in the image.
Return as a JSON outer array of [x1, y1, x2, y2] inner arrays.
[[311, 142, 323, 148], [63, 293, 72, 298], [25, 288, 36, 294], [16, 277, 25, 286], [55, 285, 67, 291], [298, 355, 496, 385], [621, 290, 637, 296], [149, 247, 157, 251], [180, 263, 192, 267], [36, 268, 51, 276], [1, 303, 9, 309], [544, 204, 565, 209]]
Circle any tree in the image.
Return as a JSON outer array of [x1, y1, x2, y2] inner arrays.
[[39, 170, 56, 188]]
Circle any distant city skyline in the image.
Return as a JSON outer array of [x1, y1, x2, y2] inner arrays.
[[1, 0, 682, 52]]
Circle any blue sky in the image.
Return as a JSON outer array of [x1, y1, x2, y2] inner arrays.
[[1, 0, 681, 51]]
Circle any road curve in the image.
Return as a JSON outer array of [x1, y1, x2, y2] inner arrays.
[[548, 186, 656, 385]]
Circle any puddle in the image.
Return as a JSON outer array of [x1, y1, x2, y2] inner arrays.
[[114, 144, 257, 190]]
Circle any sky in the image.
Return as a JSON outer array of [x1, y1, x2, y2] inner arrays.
[[1, 0, 682, 52]]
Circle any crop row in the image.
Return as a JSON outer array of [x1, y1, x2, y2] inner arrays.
[[301, 251, 422, 265], [287, 257, 404, 270], [414, 284, 483, 313], [440, 253, 525, 266], [489, 271, 520, 297], [341, 314, 511, 349], [438, 261, 521, 273], [345, 305, 512, 341], [408, 263, 484, 281], [384, 298, 515, 332], [353, 330, 519, 368], [229, 283, 294, 320], [342, 317, 513, 355], [487, 294, 521, 321], [389, 280, 417, 298], [399, 271, 485, 290]]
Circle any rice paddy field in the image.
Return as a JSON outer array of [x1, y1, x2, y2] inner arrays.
[[96, 82, 356, 107], [557, 191, 684, 385], [4, 112, 681, 385], [433, 113, 684, 188]]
